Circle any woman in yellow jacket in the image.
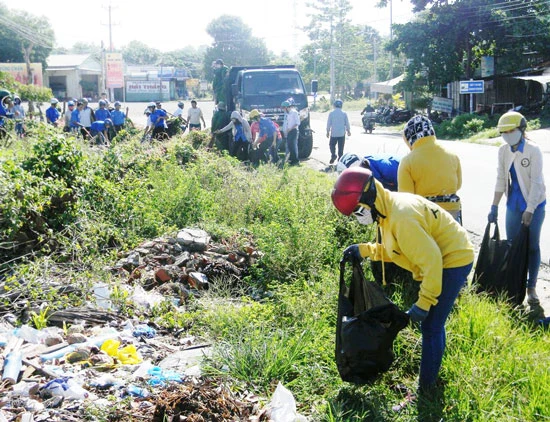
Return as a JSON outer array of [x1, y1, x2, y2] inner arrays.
[[398, 115, 463, 224], [332, 166, 474, 392]]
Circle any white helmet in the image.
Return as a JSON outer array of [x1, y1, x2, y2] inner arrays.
[[336, 153, 361, 173]]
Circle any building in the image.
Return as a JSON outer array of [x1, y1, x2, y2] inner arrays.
[[45, 54, 102, 100]]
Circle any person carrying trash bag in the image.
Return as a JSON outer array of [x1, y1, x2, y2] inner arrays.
[[487, 110, 546, 306], [331, 167, 474, 394]]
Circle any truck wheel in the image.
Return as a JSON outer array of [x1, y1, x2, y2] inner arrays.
[[298, 133, 313, 159]]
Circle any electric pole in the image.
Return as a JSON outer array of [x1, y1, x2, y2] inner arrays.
[[389, 0, 393, 80]]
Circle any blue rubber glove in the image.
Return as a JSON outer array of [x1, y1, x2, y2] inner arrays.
[[407, 304, 429, 324], [488, 205, 498, 223], [343, 244, 362, 262]]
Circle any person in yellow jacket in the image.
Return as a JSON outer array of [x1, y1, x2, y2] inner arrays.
[[398, 115, 463, 224], [331, 166, 474, 392]]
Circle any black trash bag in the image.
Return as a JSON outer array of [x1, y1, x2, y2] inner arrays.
[[335, 258, 410, 384], [474, 221, 529, 306]]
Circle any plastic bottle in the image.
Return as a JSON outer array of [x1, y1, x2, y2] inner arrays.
[[93, 283, 112, 310], [41, 378, 89, 400], [126, 384, 149, 398], [2, 350, 23, 384]]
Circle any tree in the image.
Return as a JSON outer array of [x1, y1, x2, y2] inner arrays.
[[301, 0, 393, 98], [387, 0, 550, 94], [0, 5, 54, 82], [202, 15, 270, 79], [121, 41, 161, 65]]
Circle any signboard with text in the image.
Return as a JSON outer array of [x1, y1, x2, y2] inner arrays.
[[460, 80, 484, 94], [126, 81, 169, 94], [0, 63, 43, 86], [106, 53, 124, 88], [432, 96, 453, 114]]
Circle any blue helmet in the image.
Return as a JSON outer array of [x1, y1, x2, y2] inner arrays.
[[334, 99, 343, 108], [104, 118, 113, 126]]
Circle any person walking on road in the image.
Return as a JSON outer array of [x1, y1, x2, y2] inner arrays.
[[398, 115, 463, 224], [332, 166, 474, 395], [326, 99, 351, 164], [487, 110, 546, 306]]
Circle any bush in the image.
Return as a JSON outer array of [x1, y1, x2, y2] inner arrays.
[[436, 113, 498, 140]]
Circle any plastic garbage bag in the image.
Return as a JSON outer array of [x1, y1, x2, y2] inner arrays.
[[268, 382, 307, 422]]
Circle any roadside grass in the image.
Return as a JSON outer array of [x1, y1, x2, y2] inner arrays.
[[1, 126, 549, 420]]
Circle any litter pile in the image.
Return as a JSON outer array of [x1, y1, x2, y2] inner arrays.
[[0, 228, 307, 421]]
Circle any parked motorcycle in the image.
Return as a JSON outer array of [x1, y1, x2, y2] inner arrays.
[[384, 108, 412, 124], [362, 113, 376, 134]]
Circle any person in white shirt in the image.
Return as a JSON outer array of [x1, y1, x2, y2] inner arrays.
[[79, 98, 95, 139], [187, 100, 206, 131], [281, 99, 300, 166], [173, 101, 187, 133]]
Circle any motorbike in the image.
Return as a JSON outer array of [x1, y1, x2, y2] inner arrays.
[[362, 113, 376, 134], [384, 108, 412, 124]]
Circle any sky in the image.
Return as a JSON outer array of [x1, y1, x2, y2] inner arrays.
[[9, 0, 414, 55]]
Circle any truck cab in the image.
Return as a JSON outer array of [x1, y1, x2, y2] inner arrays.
[[225, 65, 313, 159]]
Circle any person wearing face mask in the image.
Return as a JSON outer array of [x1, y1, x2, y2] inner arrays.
[[332, 167, 474, 394], [398, 115, 463, 224], [488, 110, 546, 306]]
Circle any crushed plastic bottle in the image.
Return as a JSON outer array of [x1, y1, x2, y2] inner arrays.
[[41, 377, 89, 400], [126, 384, 149, 398]]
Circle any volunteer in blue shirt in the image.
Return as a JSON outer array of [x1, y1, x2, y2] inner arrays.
[[90, 119, 113, 144], [95, 100, 111, 122], [46, 98, 61, 126], [488, 110, 546, 306], [70, 101, 83, 133], [249, 109, 277, 165], [111, 101, 126, 132], [337, 153, 401, 191], [150, 107, 168, 140]]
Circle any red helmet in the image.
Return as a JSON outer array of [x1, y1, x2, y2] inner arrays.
[[331, 167, 373, 216]]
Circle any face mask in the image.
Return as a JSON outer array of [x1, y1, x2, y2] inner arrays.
[[501, 129, 522, 146], [353, 206, 374, 225]]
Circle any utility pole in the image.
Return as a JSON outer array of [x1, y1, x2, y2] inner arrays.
[[389, 0, 393, 80], [102, 2, 118, 101], [329, 10, 335, 103]]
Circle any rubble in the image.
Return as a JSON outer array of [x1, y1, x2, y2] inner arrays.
[[0, 228, 279, 421]]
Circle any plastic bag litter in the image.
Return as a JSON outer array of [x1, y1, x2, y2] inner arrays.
[[268, 382, 307, 422], [100, 339, 143, 365]]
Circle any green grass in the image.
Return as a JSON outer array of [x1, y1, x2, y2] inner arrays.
[[1, 124, 549, 420]]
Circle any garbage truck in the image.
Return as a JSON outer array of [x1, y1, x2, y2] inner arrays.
[[223, 65, 314, 159]]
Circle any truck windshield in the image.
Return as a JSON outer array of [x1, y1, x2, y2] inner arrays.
[[243, 72, 305, 96]]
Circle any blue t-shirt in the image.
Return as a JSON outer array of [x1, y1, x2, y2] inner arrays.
[[150, 109, 167, 128], [364, 154, 401, 191], [46, 107, 60, 124], [234, 123, 246, 142], [111, 109, 125, 125], [90, 120, 106, 132], [95, 108, 111, 122], [259, 117, 276, 140], [70, 109, 80, 128]]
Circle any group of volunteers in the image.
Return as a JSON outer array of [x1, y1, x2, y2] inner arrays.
[[0, 95, 26, 138], [143, 99, 207, 141], [331, 110, 545, 399], [210, 99, 301, 166], [49, 93, 126, 144]]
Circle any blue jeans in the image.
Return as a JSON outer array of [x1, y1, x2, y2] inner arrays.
[[420, 262, 473, 389], [285, 128, 299, 164], [506, 206, 545, 289]]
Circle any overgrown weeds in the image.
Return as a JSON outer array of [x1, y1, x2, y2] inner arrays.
[[1, 122, 549, 420]]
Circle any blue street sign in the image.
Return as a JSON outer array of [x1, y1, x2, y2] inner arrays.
[[460, 80, 484, 94]]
